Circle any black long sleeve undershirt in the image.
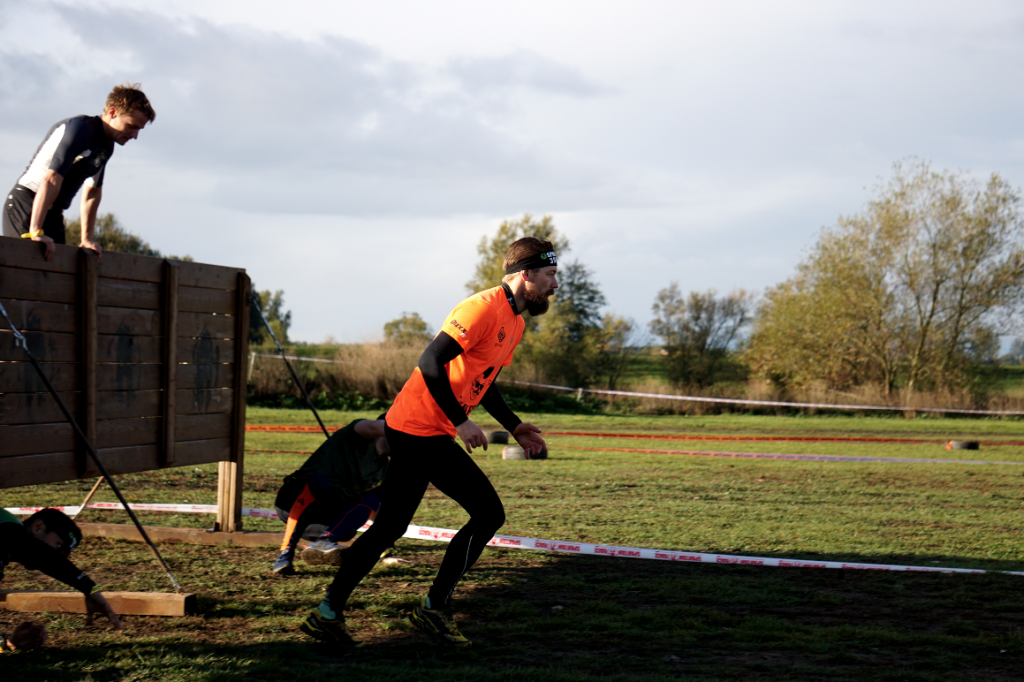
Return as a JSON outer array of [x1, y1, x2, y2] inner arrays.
[[417, 332, 522, 434], [479, 373, 522, 434]]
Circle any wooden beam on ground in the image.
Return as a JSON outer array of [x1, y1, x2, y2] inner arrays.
[[78, 522, 289, 547], [0, 590, 197, 616]]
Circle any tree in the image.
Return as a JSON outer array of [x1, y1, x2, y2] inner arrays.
[[383, 312, 434, 346], [745, 159, 1024, 392], [649, 284, 754, 387], [465, 215, 634, 388], [65, 213, 192, 260], [465, 214, 570, 295], [520, 260, 633, 388], [249, 289, 292, 346]]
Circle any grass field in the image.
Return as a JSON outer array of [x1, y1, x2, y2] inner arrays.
[[2, 408, 1023, 680]]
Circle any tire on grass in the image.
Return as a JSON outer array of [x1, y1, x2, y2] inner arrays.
[[489, 431, 509, 445], [945, 440, 980, 450], [502, 445, 528, 460]]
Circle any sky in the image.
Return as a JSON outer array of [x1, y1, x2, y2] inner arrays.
[[2, 1, 1023, 343]]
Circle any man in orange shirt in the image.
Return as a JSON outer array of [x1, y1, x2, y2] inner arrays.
[[300, 237, 556, 649]]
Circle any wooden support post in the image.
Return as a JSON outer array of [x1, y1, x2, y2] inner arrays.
[[0, 590, 197, 617], [78, 249, 98, 477], [160, 260, 179, 466], [215, 272, 251, 533], [215, 460, 244, 532]]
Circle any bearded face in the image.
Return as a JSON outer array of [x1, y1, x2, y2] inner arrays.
[[524, 287, 551, 316], [523, 266, 558, 315]]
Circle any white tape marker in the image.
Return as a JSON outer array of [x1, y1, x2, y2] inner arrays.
[[6, 504, 1021, 577]]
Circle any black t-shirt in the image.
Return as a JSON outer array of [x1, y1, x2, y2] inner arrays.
[[16, 115, 114, 211]]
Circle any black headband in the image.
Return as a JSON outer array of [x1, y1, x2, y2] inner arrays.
[[505, 250, 558, 275]]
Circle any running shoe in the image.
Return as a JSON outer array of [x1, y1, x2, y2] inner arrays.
[[301, 539, 347, 566], [299, 610, 363, 648], [272, 549, 295, 575], [409, 597, 472, 648]]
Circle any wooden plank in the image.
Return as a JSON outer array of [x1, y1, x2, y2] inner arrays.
[[178, 337, 234, 364], [0, 357, 161, 395], [97, 306, 160, 336], [0, 236, 79, 274], [0, 422, 75, 457], [176, 412, 232, 442], [177, 388, 234, 415], [0, 266, 76, 304], [98, 334, 160, 363], [97, 278, 159, 309], [0, 444, 158, 487], [0, 452, 78, 487], [96, 250, 162, 283], [80, 249, 98, 477], [0, 436, 231, 488], [97, 390, 162, 419], [177, 261, 242, 290], [0, 330, 77, 362], [179, 286, 234, 314], [178, 363, 234, 390], [2, 332, 214, 365], [0, 361, 77, 393], [0, 390, 161, 427], [96, 363, 161, 391], [0, 590, 198, 617], [0, 417, 156, 458], [77, 523, 288, 548], [162, 260, 179, 466], [96, 417, 161, 449], [178, 312, 235, 339], [179, 438, 232, 465], [0, 299, 78, 333], [0, 392, 80, 425]]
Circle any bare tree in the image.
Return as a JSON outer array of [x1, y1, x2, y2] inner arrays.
[[649, 284, 754, 387]]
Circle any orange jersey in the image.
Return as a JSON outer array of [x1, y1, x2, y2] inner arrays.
[[387, 286, 525, 437]]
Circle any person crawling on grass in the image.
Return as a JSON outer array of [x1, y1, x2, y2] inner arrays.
[[271, 416, 399, 575], [0, 507, 123, 650]]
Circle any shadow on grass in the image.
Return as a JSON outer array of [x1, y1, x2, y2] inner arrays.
[[3, 545, 1023, 682]]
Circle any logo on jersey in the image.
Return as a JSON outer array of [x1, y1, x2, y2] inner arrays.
[[468, 367, 496, 401], [497, 327, 506, 343], [449, 319, 467, 337]]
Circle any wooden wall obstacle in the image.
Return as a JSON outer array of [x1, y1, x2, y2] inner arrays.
[[0, 236, 251, 532]]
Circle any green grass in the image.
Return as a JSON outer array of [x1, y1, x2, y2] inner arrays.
[[2, 409, 1023, 680]]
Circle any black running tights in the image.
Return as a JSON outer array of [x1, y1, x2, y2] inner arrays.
[[326, 425, 505, 610]]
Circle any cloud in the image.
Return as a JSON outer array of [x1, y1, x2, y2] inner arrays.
[[446, 49, 612, 97], [0, 4, 626, 218]]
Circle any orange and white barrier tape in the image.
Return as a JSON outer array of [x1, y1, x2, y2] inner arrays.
[[6, 503, 1021, 577]]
